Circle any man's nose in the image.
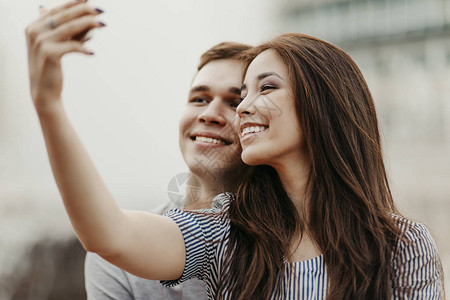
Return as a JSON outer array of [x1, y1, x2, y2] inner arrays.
[[198, 98, 227, 125]]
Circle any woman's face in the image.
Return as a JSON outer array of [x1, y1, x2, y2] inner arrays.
[[237, 50, 307, 169]]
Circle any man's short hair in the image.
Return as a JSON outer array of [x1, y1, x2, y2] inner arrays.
[[197, 42, 252, 71]]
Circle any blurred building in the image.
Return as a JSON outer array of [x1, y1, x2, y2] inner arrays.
[[279, 0, 450, 290], [281, 0, 450, 146]]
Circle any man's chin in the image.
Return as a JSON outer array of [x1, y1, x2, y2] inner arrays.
[[187, 159, 241, 178]]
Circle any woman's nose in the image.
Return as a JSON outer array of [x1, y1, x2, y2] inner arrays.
[[236, 95, 256, 118]]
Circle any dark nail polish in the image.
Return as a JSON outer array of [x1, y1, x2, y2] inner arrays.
[[98, 21, 106, 27], [95, 8, 104, 13]]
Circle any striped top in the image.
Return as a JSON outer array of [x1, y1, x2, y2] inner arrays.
[[161, 193, 443, 299]]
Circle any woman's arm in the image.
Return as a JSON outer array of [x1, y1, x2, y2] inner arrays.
[[25, 1, 185, 280]]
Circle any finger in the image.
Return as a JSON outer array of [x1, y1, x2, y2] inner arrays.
[[26, 4, 52, 43], [39, 5, 48, 17], [56, 40, 94, 57], [33, 13, 103, 46], [52, 15, 105, 42], [41, 40, 94, 61], [29, 1, 93, 40], [47, 3, 103, 32], [73, 29, 91, 41], [79, 33, 92, 43], [41, 0, 87, 19]]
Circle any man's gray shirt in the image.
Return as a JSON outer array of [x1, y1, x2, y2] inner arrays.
[[84, 201, 207, 300]]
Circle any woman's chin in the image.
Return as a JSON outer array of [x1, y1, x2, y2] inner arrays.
[[241, 151, 266, 166]]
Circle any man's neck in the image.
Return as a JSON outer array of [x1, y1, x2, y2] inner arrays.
[[183, 166, 251, 209], [183, 175, 222, 209]]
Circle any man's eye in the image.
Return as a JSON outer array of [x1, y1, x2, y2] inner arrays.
[[190, 98, 208, 103], [230, 99, 241, 108]]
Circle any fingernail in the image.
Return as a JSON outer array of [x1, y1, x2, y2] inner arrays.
[[98, 21, 106, 27], [95, 8, 104, 13]]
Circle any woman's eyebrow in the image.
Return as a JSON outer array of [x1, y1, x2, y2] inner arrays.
[[240, 71, 282, 93], [257, 72, 283, 81]]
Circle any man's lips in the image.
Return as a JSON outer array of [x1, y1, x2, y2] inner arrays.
[[190, 132, 232, 145]]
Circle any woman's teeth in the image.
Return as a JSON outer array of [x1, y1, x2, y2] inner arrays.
[[242, 126, 267, 137], [195, 136, 225, 145]]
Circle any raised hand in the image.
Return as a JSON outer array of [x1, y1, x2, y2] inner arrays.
[[24, 2, 186, 281], [25, 0, 104, 111]]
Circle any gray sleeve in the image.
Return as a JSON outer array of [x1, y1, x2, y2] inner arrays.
[[85, 249, 208, 300], [85, 252, 133, 300], [84, 200, 208, 300]]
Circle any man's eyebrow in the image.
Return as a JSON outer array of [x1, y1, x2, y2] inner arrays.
[[191, 85, 241, 95], [229, 87, 241, 95], [190, 85, 210, 93], [257, 72, 283, 81]]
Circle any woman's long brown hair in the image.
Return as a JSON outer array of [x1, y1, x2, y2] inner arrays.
[[217, 33, 402, 299]]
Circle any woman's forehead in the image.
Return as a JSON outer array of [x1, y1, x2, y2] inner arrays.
[[244, 50, 287, 82]]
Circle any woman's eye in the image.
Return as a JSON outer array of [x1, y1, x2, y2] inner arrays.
[[260, 84, 276, 92]]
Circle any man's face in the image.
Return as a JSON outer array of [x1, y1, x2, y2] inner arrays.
[[179, 59, 246, 181]]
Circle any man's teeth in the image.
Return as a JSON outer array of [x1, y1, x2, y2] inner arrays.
[[242, 126, 267, 136], [195, 136, 225, 145]]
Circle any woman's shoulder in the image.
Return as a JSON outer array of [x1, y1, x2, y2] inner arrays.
[[163, 192, 234, 229], [390, 214, 442, 278], [390, 214, 443, 296], [390, 214, 436, 248], [211, 192, 234, 211]]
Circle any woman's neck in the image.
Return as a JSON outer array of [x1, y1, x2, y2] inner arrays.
[[274, 154, 311, 214], [274, 155, 322, 262]]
